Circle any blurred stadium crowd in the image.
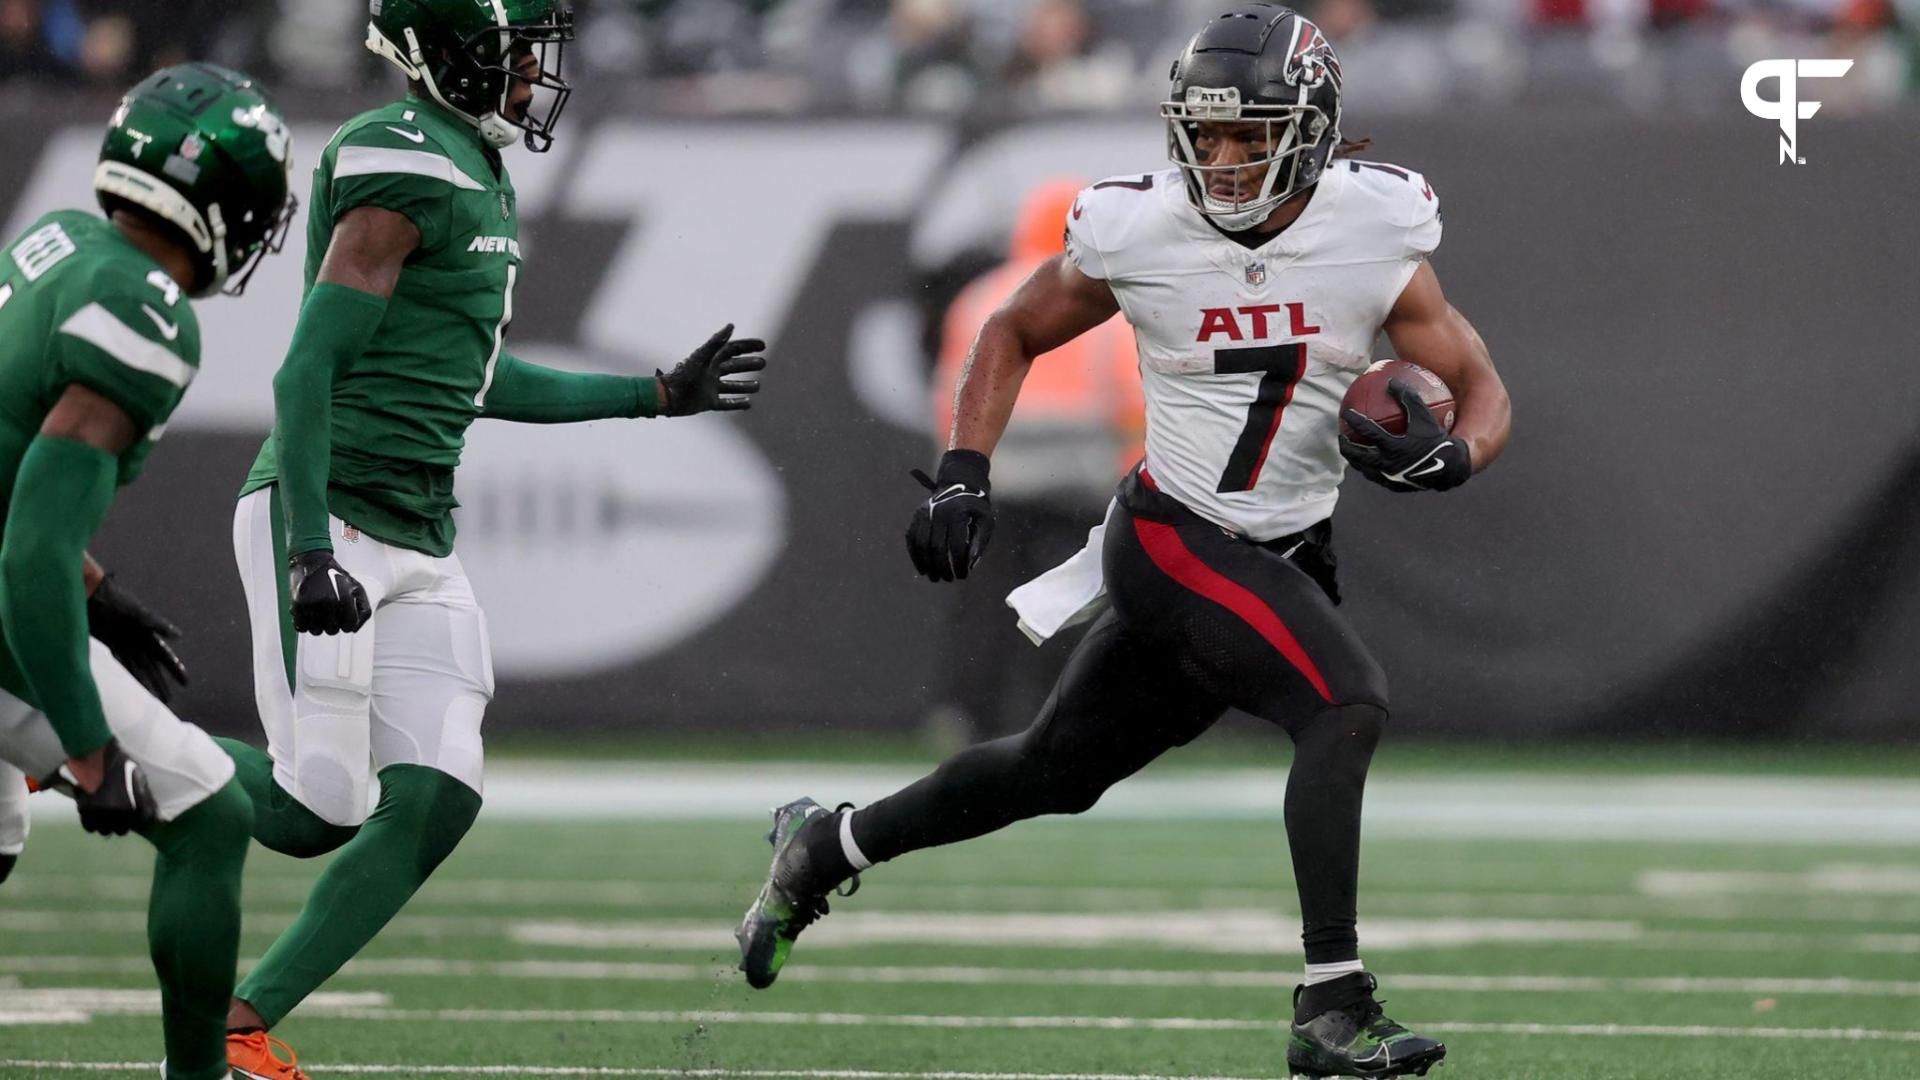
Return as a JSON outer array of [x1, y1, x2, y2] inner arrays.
[[0, 0, 1914, 113]]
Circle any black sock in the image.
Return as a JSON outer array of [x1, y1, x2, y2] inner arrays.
[[1285, 703, 1385, 967], [1295, 971, 1377, 1023], [799, 808, 856, 890]]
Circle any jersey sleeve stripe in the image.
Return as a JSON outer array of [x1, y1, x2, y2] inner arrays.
[[335, 145, 487, 191], [58, 303, 195, 390]]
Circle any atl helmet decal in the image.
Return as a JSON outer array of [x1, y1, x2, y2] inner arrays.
[[1282, 17, 1341, 91]]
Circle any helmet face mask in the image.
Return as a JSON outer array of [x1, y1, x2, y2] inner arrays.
[[1163, 5, 1343, 232], [219, 189, 298, 297], [368, 0, 575, 153], [1163, 93, 1334, 231]]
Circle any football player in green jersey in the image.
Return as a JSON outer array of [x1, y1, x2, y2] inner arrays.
[[217, 3, 768, 1071], [0, 63, 296, 1080]]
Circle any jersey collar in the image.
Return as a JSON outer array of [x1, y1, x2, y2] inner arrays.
[[403, 92, 504, 173], [1171, 161, 1347, 282]]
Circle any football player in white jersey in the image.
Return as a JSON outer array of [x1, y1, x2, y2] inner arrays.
[[739, 6, 1509, 1076]]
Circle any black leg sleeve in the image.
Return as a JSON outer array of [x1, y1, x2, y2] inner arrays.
[[1284, 702, 1386, 965], [851, 610, 1223, 865]]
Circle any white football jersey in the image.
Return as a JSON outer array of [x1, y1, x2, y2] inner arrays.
[[1064, 160, 1442, 541]]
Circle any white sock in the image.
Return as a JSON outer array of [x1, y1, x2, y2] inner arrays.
[[1304, 959, 1366, 986], [838, 808, 873, 872]]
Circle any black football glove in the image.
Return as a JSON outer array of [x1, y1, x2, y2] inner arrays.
[[42, 740, 156, 837], [658, 324, 768, 416], [0, 852, 15, 885], [288, 549, 372, 636], [87, 574, 188, 703], [906, 450, 994, 583], [1340, 379, 1473, 493]]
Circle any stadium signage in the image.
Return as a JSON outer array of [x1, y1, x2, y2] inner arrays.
[[1740, 59, 1853, 164]]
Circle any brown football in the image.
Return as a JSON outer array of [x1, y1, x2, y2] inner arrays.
[[1339, 359, 1456, 442]]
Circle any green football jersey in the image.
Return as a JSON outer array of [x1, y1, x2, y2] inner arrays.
[[0, 209, 202, 699], [243, 95, 521, 557]]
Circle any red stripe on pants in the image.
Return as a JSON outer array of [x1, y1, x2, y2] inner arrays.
[[1131, 515, 1334, 704]]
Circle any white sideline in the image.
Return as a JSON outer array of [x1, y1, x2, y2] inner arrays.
[[9, 955, 1920, 997]]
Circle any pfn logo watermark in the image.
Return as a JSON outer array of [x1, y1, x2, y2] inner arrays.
[[1741, 59, 1853, 164]]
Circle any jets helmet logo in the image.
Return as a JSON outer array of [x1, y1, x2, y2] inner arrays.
[[1284, 18, 1342, 91], [231, 103, 291, 164]]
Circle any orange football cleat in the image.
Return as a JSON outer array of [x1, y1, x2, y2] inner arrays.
[[227, 1030, 308, 1080]]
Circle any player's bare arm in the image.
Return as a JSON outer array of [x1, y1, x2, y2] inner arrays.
[[908, 253, 1119, 582], [317, 207, 420, 297], [949, 252, 1120, 456], [1382, 261, 1510, 471], [41, 384, 139, 456]]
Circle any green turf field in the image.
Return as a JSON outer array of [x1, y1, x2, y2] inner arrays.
[[2, 748, 1918, 1079]]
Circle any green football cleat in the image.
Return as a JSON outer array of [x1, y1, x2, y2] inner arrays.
[[1287, 973, 1446, 1078], [735, 797, 858, 989]]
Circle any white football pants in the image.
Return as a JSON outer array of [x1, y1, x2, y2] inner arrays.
[[0, 639, 237, 829], [0, 757, 25, 856], [233, 488, 493, 828]]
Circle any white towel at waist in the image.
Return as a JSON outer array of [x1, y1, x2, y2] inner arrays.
[[1005, 499, 1116, 646]]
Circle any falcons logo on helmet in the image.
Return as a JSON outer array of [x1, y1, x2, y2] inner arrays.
[[1283, 17, 1342, 91]]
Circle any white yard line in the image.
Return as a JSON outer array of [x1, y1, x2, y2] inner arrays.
[[1638, 865, 1920, 897], [12, 874, 1920, 925], [0, 989, 385, 1027], [511, 911, 1643, 954], [1422, 1021, 1920, 1042], [0, 1066, 1261, 1080], [170, 1007, 1920, 1044], [10, 906, 1920, 956], [23, 765, 1920, 842], [11, 956, 1920, 997]]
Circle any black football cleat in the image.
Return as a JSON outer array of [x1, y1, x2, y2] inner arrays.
[[1287, 972, 1446, 1078], [735, 797, 858, 989]]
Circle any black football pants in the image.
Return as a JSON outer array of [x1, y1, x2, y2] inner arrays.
[[851, 469, 1389, 964]]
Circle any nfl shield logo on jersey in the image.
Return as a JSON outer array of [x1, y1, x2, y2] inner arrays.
[[1246, 261, 1266, 286]]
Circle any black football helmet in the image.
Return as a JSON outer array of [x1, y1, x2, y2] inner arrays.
[[1161, 4, 1344, 231]]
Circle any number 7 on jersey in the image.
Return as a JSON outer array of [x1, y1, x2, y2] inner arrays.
[[1213, 343, 1307, 493]]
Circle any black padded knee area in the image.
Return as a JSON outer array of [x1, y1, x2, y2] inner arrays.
[[1291, 702, 1385, 776], [1286, 703, 1387, 965]]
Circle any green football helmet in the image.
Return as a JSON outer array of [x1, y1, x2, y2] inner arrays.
[[94, 63, 297, 298], [366, 0, 575, 153]]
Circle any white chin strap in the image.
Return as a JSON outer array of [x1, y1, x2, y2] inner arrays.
[[475, 112, 521, 150], [1200, 194, 1281, 231]]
